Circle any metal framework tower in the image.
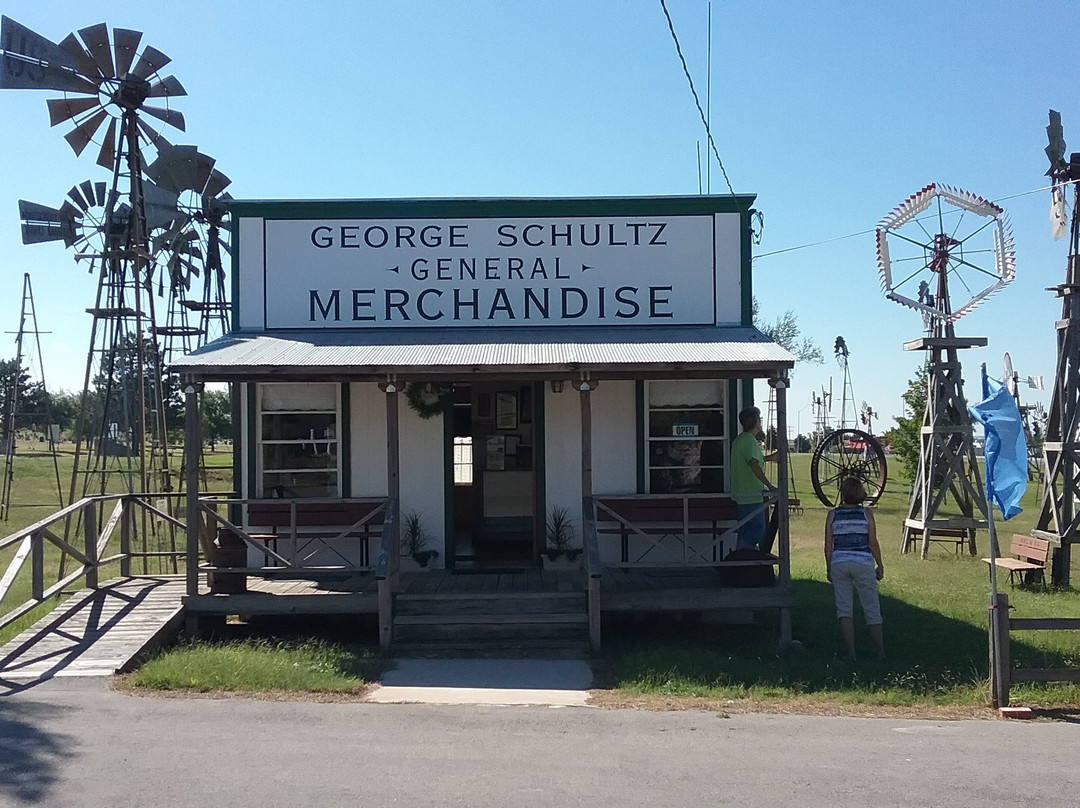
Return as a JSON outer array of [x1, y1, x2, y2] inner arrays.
[[900, 314, 988, 556], [1, 273, 65, 520], [876, 184, 1015, 557], [1033, 111, 1080, 585]]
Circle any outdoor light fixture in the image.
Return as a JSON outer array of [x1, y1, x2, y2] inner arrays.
[[550, 380, 564, 393]]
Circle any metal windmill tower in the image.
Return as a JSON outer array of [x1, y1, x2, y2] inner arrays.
[[2, 16, 188, 501], [808, 336, 887, 507], [878, 183, 1016, 557], [1, 274, 65, 520], [1033, 109, 1080, 586], [145, 143, 233, 365]]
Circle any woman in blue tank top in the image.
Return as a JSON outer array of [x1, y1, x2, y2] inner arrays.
[[825, 476, 885, 661]]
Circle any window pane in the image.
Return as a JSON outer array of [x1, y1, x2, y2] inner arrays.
[[651, 440, 701, 468], [262, 413, 336, 441], [650, 467, 700, 494], [648, 380, 724, 408], [262, 471, 338, 498], [649, 467, 724, 495], [261, 383, 337, 411], [262, 443, 338, 471], [648, 409, 725, 438]]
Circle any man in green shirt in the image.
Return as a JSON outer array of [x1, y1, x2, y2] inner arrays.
[[730, 406, 777, 550]]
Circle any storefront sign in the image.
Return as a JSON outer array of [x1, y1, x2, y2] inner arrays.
[[672, 423, 699, 437], [251, 213, 739, 329]]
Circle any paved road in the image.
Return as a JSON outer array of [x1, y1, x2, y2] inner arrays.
[[1, 679, 1077, 807]]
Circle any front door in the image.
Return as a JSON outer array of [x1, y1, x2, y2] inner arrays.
[[450, 382, 538, 567]]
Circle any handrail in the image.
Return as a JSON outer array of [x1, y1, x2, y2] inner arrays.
[[0, 492, 195, 633]]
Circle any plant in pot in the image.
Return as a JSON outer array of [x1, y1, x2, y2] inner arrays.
[[543, 506, 581, 568], [402, 511, 439, 568]]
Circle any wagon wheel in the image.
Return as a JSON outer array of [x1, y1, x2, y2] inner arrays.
[[810, 428, 887, 506]]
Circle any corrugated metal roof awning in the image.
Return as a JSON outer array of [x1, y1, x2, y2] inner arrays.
[[172, 326, 795, 381]]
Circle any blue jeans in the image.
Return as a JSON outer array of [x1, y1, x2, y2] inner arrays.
[[735, 503, 767, 551]]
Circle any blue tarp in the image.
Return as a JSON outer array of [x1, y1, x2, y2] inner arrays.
[[968, 367, 1028, 521]]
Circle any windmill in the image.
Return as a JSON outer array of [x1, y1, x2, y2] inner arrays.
[[860, 401, 878, 435], [878, 183, 1016, 557], [808, 335, 887, 506], [1033, 109, 1080, 586], [1, 16, 189, 505], [145, 143, 233, 363]]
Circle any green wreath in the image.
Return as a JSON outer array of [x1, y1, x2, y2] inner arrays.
[[404, 383, 454, 419]]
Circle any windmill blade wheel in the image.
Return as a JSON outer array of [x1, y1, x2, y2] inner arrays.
[[810, 428, 888, 507]]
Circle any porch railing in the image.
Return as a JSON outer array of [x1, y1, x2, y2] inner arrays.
[[590, 492, 780, 567], [195, 495, 391, 576], [0, 493, 188, 634]]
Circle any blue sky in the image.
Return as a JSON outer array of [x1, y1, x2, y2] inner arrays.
[[0, 1, 1075, 433]]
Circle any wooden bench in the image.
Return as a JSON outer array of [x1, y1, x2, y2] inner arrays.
[[594, 496, 745, 566], [982, 534, 1050, 588], [247, 500, 386, 569]]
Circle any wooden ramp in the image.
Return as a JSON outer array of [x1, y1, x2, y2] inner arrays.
[[0, 577, 184, 690]]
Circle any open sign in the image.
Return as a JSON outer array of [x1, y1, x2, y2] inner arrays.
[[672, 423, 699, 437]]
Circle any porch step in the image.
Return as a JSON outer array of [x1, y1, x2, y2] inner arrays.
[[392, 639, 591, 659], [391, 591, 589, 655], [396, 613, 587, 625], [395, 592, 585, 617]]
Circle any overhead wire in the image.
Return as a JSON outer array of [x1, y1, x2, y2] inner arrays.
[[658, 0, 740, 203], [755, 178, 1080, 260]]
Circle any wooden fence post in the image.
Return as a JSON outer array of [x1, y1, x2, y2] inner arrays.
[[31, 529, 44, 601], [120, 496, 131, 578], [84, 501, 98, 589], [989, 592, 1011, 708]]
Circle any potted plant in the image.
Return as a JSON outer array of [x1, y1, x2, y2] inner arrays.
[[542, 506, 581, 570], [401, 510, 439, 570]]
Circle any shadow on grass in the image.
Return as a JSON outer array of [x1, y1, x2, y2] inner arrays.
[[604, 579, 1079, 703]]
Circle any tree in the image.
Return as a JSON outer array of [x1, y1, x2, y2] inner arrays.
[[752, 298, 824, 365], [0, 358, 48, 435], [887, 363, 928, 482], [47, 390, 83, 437], [201, 389, 233, 447], [91, 335, 182, 453]]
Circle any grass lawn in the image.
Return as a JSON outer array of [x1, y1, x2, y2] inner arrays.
[[602, 454, 1080, 714], [122, 615, 386, 695], [126, 638, 385, 695]]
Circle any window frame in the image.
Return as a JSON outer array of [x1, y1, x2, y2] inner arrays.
[[255, 382, 342, 498], [644, 379, 729, 495]]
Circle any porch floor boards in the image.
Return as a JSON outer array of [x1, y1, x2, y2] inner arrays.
[[184, 567, 792, 615]]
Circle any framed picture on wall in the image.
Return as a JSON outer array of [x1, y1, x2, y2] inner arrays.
[[495, 391, 518, 430]]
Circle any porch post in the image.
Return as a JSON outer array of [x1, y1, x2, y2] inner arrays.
[[580, 384, 593, 498], [184, 381, 203, 597], [386, 384, 400, 567], [774, 376, 792, 644], [580, 381, 601, 652]]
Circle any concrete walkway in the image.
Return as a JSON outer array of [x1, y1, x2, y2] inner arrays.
[[367, 657, 595, 706]]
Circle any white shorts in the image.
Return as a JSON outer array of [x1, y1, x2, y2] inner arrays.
[[832, 560, 882, 625]]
